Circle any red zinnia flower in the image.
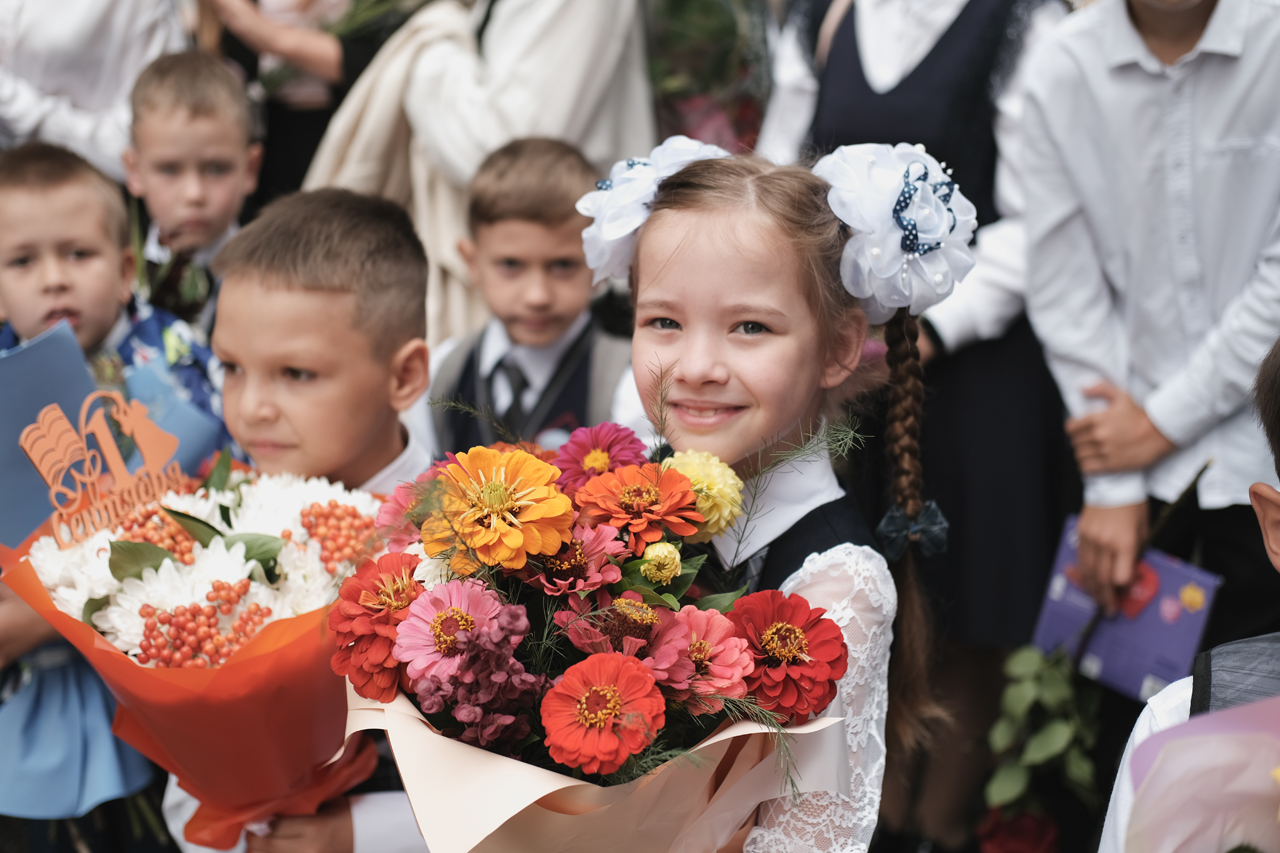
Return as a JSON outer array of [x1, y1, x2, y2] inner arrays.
[[553, 424, 649, 497], [574, 463, 703, 554], [330, 552, 423, 703], [727, 589, 848, 725], [541, 653, 666, 775]]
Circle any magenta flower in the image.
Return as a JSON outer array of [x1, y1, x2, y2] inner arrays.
[[673, 605, 754, 714], [554, 590, 695, 690], [553, 423, 648, 498], [376, 470, 436, 552], [529, 523, 627, 596], [393, 578, 504, 685]]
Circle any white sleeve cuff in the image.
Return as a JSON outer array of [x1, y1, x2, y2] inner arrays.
[[1083, 471, 1148, 508], [1143, 376, 1210, 449], [161, 774, 246, 853], [350, 792, 428, 853]]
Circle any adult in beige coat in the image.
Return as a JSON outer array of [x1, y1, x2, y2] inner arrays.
[[305, 0, 655, 347]]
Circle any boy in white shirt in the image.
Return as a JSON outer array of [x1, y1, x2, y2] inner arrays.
[[1096, 336, 1280, 853], [164, 188, 432, 853], [420, 138, 648, 458], [1023, 0, 1280, 649], [124, 51, 263, 343]]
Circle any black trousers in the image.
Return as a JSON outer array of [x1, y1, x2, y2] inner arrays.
[[1150, 496, 1280, 651]]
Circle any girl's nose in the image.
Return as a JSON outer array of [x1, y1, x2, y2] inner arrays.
[[674, 332, 731, 387]]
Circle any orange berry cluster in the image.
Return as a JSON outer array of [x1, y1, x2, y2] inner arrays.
[[289, 500, 378, 575], [135, 579, 273, 668], [118, 506, 197, 565]]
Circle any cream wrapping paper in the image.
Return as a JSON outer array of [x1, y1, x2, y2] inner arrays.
[[345, 684, 851, 853], [1126, 732, 1280, 853]]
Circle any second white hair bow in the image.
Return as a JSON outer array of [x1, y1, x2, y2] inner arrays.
[[576, 135, 731, 284], [813, 142, 977, 324]]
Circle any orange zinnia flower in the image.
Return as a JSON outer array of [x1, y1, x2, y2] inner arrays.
[[574, 463, 704, 554], [541, 653, 666, 775], [420, 446, 574, 572]]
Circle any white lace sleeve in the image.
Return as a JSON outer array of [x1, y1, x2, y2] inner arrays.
[[744, 543, 897, 853]]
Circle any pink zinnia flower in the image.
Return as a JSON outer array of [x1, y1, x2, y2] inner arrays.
[[530, 523, 627, 596], [393, 578, 504, 685], [376, 469, 438, 552], [673, 605, 754, 714], [553, 423, 648, 498], [554, 590, 694, 690]]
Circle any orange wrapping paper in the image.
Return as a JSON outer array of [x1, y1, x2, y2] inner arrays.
[[0, 524, 377, 849], [347, 684, 850, 853]]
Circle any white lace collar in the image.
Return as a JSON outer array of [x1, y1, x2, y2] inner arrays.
[[711, 449, 847, 567]]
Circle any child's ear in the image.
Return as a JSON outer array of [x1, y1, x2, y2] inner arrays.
[[243, 143, 264, 196], [1250, 481, 1280, 573], [458, 237, 480, 281], [388, 338, 430, 412], [117, 246, 137, 305], [819, 310, 869, 389], [122, 147, 145, 198]]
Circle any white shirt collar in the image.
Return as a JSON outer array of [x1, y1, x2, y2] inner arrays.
[[144, 221, 239, 270], [476, 310, 592, 394], [359, 428, 433, 495], [1103, 0, 1248, 71], [711, 448, 847, 567]]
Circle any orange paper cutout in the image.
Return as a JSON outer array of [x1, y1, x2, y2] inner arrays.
[[19, 392, 187, 548]]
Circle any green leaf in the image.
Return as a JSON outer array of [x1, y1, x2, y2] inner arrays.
[[1001, 679, 1038, 721], [224, 533, 285, 585], [203, 448, 232, 491], [83, 596, 110, 624], [1038, 666, 1074, 711], [660, 593, 681, 610], [985, 762, 1029, 808], [1004, 646, 1044, 680], [613, 580, 671, 609], [162, 508, 219, 547], [1021, 719, 1074, 766], [223, 533, 285, 564], [1064, 745, 1095, 788], [109, 541, 176, 581], [694, 585, 748, 613], [219, 503, 233, 527], [988, 717, 1018, 754]]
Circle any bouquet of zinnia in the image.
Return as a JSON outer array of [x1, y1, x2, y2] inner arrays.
[[336, 423, 855, 853], [0, 437, 387, 849]]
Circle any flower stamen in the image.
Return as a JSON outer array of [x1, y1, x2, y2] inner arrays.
[[761, 621, 811, 665], [582, 448, 612, 476], [430, 606, 476, 656], [576, 684, 623, 728]]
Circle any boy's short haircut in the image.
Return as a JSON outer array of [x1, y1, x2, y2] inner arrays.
[[213, 189, 427, 356], [0, 142, 127, 248], [131, 51, 251, 142], [468, 138, 600, 234], [1256, 336, 1280, 478]]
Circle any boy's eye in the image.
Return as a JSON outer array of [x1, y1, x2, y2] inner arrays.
[[734, 321, 770, 335], [284, 367, 316, 382], [221, 361, 242, 376], [648, 317, 681, 331], [157, 163, 182, 177], [68, 248, 96, 261], [6, 254, 32, 268], [202, 161, 233, 177], [548, 259, 582, 276], [497, 258, 524, 273]]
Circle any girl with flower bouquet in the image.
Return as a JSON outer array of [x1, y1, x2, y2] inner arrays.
[[576, 135, 976, 849], [341, 136, 976, 853]]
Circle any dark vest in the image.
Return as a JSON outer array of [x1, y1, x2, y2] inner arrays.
[[810, 0, 1021, 227], [430, 322, 632, 457], [757, 490, 877, 592], [1189, 632, 1280, 715]]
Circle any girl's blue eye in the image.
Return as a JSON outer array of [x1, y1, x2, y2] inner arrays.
[[649, 317, 681, 331], [736, 321, 769, 335]]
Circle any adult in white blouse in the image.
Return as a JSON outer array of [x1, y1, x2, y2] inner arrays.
[[757, 0, 1069, 848], [1023, 0, 1280, 843], [0, 0, 186, 181]]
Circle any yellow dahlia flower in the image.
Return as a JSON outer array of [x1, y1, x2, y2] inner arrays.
[[640, 542, 682, 585], [421, 446, 574, 572], [663, 451, 744, 544]]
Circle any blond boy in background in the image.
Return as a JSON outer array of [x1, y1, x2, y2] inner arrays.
[[124, 51, 262, 342], [420, 137, 648, 457]]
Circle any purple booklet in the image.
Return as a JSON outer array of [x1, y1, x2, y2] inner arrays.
[[1031, 516, 1222, 702]]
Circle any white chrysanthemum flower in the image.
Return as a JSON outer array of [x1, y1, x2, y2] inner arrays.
[[231, 474, 381, 540], [28, 528, 121, 619], [160, 490, 232, 533], [93, 560, 197, 652], [187, 538, 257, 588], [267, 538, 341, 616], [406, 542, 452, 591]]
